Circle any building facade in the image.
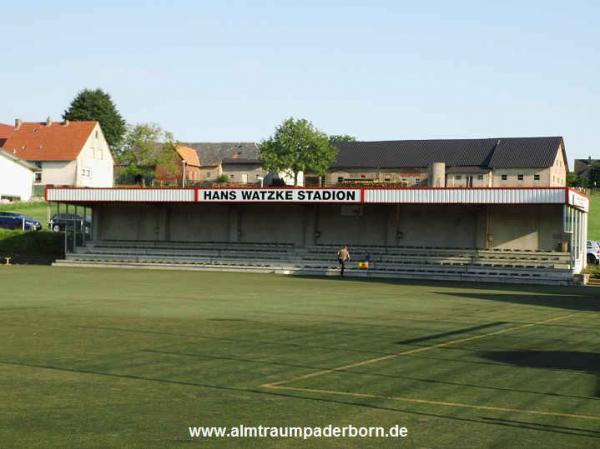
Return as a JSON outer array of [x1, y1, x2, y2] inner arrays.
[[0, 149, 35, 201], [186, 142, 263, 183]]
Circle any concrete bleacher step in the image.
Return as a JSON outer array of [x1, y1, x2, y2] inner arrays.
[[52, 259, 574, 285], [62, 241, 575, 285], [69, 250, 566, 272]]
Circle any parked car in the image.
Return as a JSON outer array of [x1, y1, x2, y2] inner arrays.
[[0, 211, 42, 231], [49, 213, 91, 233], [587, 240, 600, 264]]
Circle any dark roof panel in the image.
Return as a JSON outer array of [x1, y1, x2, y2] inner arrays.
[[332, 137, 563, 170], [487, 137, 564, 168]]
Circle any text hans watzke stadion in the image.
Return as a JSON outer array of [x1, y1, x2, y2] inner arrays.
[[200, 189, 361, 203]]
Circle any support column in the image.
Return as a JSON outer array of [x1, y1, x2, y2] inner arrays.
[[228, 206, 240, 242], [384, 206, 397, 246], [157, 206, 169, 241], [92, 205, 101, 241], [474, 206, 487, 249], [303, 206, 316, 248]]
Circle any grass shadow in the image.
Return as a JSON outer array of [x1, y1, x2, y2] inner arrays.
[[436, 291, 600, 312], [479, 350, 600, 396]]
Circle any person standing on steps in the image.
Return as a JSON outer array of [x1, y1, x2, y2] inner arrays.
[[337, 245, 351, 277]]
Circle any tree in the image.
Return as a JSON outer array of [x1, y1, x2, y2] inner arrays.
[[567, 172, 584, 187], [329, 134, 356, 145], [63, 88, 126, 151], [118, 123, 177, 186], [260, 118, 337, 185], [156, 145, 181, 183]]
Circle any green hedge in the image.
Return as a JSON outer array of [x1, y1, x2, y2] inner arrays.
[[0, 230, 63, 258]]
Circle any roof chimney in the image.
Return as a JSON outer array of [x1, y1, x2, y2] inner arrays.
[[15, 118, 22, 129], [45, 116, 52, 127]]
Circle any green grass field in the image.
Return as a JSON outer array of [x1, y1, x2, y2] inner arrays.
[[1, 267, 599, 448], [588, 192, 600, 241]]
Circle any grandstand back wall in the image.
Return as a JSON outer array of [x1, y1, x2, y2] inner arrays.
[[91, 203, 565, 251]]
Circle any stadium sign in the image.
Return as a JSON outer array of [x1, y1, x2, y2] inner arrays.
[[567, 189, 589, 212], [198, 189, 362, 203]]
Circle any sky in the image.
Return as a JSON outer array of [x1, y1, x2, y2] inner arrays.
[[1, 0, 599, 163]]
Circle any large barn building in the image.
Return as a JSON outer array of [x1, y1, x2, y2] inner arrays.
[[329, 137, 568, 187], [46, 137, 589, 285]]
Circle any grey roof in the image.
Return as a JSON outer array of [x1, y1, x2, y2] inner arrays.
[[185, 142, 260, 166], [332, 137, 565, 170], [574, 158, 599, 176], [222, 157, 262, 165]]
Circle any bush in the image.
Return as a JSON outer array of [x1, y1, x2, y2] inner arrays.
[[585, 263, 600, 277], [0, 230, 64, 259]]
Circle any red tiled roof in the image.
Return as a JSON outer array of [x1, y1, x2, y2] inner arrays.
[[176, 145, 201, 167], [0, 121, 97, 161], [0, 123, 13, 137], [0, 123, 13, 146]]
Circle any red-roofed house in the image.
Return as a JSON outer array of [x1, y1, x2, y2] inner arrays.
[[0, 118, 114, 187]]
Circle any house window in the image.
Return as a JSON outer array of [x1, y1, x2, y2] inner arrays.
[[477, 175, 484, 180], [518, 174, 524, 181], [337, 177, 344, 183], [360, 174, 366, 179], [384, 178, 391, 182], [456, 175, 462, 180], [207, 172, 211, 177], [501, 174, 508, 181], [415, 178, 421, 185], [34, 172, 42, 183], [534, 174, 540, 181]]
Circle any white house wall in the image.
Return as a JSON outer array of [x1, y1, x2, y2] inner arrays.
[[0, 154, 34, 201], [75, 123, 114, 187], [41, 161, 77, 186]]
